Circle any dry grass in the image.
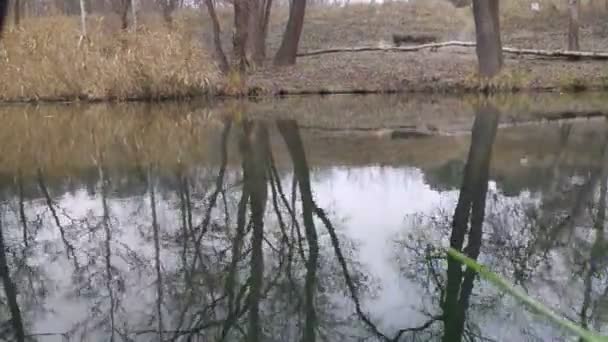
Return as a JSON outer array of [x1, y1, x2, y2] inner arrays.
[[0, 15, 220, 101]]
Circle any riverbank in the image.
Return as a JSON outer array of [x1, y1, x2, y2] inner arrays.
[[246, 48, 608, 96], [2, 1, 608, 102]]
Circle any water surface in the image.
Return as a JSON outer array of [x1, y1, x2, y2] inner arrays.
[[0, 94, 607, 341]]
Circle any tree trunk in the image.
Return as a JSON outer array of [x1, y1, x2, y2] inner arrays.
[[249, 0, 273, 65], [260, 0, 273, 57], [13, 0, 21, 28], [568, 0, 580, 51], [204, 0, 230, 73], [249, 0, 262, 63], [163, 6, 173, 25], [0, 0, 7, 36], [120, 0, 131, 30], [131, 0, 138, 32], [161, 0, 177, 25], [79, 0, 87, 40], [274, 0, 307, 66], [234, 0, 251, 71], [472, 0, 503, 77]]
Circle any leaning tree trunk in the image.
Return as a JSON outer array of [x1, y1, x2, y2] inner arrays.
[[274, 0, 307, 66], [472, 0, 503, 77], [204, 0, 230, 73], [568, 0, 580, 51]]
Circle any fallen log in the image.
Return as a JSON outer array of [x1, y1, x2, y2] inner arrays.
[[296, 40, 608, 60]]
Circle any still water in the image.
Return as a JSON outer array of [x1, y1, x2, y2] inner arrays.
[[0, 94, 608, 341]]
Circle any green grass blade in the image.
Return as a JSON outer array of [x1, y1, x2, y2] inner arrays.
[[447, 247, 608, 342]]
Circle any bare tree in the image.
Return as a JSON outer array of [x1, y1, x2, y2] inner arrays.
[[158, 0, 179, 25], [131, 0, 138, 32], [115, 0, 132, 30], [79, 0, 87, 43], [472, 0, 503, 77], [249, 0, 273, 65], [568, 0, 580, 50], [1, 0, 9, 36], [204, 0, 230, 73], [274, 0, 307, 66], [205, 0, 269, 71], [13, 0, 21, 28], [234, 0, 251, 71]]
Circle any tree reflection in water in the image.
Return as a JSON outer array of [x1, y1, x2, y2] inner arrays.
[[1, 107, 608, 341], [0, 116, 382, 341], [396, 108, 608, 341]]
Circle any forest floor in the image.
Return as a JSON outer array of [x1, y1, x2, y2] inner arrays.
[[238, 1, 608, 95]]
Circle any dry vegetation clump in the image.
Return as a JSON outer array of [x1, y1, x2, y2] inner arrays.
[[0, 15, 220, 101]]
